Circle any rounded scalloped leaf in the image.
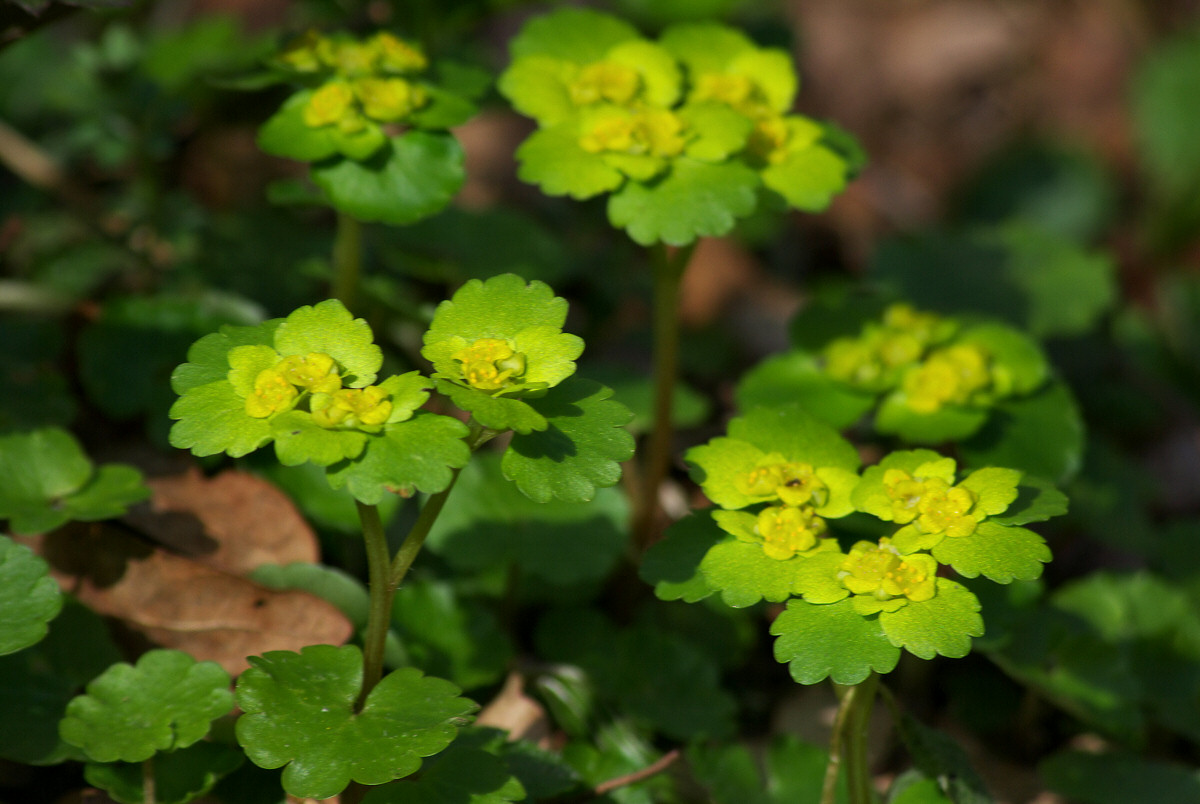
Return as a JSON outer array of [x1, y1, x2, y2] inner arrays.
[[877, 579, 983, 660], [730, 405, 862, 471], [169, 381, 273, 458], [639, 514, 721, 603], [771, 598, 901, 685], [958, 466, 1022, 517], [679, 102, 754, 162], [989, 476, 1069, 526], [931, 520, 1051, 583], [271, 412, 369, 467], [361, 741, 525, 804], [310, 131, 465, 225], [434, 380, 548, 435], [607, 157, 759, 246], [257, 90, 340, 163], [700, 538, 804, 608], [761, 141, 849, 212], [874, 393, 991, 444], [515, 123, 626, 200], [660, 22, 796, 112], [499, 55, 580, 126], [0, 428, 149, 535], [508, 7, 640, 62], [169, 321, 281, 395], [325, 412, 471, 504], [235, 644, 478, 800], [501, 377, 634, 503], [850, 449, 949, 520], [423, 275, 572, 367], [274, 300, 383, 386], [958, 322, 1048, 395], [959, 379, 1084, 484], [0, 535, 63, 655], [735, 350, 876, 429], [793, 550, 852, 604], [59, 650, 233, 764]]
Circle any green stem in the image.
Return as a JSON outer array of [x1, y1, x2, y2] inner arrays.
[[356, 501, 392, 711], [824, 673, 880, 804], [633, 241, 696, 551], [332, 211, 363, 311]]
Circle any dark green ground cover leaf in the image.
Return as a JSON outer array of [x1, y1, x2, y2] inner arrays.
[[310, 132, 465, 225], [640, 514, 721, 603], [959, 379, 1084, 484], [60, 650, 233, 763], [235, 644, 477, 799], [85, 741, 245, 804], [0, 428, 148, 534], [688, 734, 844, 804], [501, 377, 634, 503], [0, 535, 62, 655], [896, 713, 994, 804], [0, 317, 75, 432], [428, 453, 628, 588], [536, 609, 737, 740], [734, 350, 875, 427], [1042, 750, 1200, 804], [362, 735, 525, 804]]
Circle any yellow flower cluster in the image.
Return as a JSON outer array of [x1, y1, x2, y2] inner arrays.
[[244, 351, 392, 430], [451, 338, 528, 393], [883, 468, 979, 541], [837, 538, 938, 613], [735, 454, 832, 560]]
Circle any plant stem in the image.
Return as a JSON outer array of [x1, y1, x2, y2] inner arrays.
[[332, 211, 363, 311], [824, 673, 880, 804], [142, 757, 156, 804], [633, 241, 696, 551], [356, 500, 392, 711]]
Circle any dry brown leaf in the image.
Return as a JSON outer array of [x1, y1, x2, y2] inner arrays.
[[476, 671, 552, 746], [138, 468, 320, 575]]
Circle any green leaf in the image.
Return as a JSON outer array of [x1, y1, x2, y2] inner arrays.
[[0, 535, 62, 655], [1043, 750, 1200, 804], [688, 734, 844, 804], [989, 475, 1068, 526], [887, 773, 954, 804], [874, 393, 990, 444], [326, 412, 471, 504], [257, 90, 340, 163], [878, 579, 983, 660], [931, 520, 1050, 583], [60, 650, 233, 763], [585, 363, 710, 435], [607, 157, 759, 246], [235, 644, 478, 800], [0, 428, 149, 534], [169, 381, 273, 458], [85, 742, 245, 804], [515, 123, 626, 200], [392, 578, 515, 690], [271, 411, 368, 467], [896, 713, 994, 804], [960, 379, 1084, 484], [771, 598, 901, 685], [639, 514, 721, 603], [501, 377, 634, 503], [734, 351, 875, 428], [760, 142, 848, 212], [434, 380, 548, 434], [427, 453, 628, 588], [536, 609, 736, 740], [310, 131, 464, 225], [1132, 31, 1200, 202], [700, 538, 805, 607], [362, 739, 525, 804], [273, 299, 383, 385], [170, 321, 278, 395], [507, 7, 640, 62]]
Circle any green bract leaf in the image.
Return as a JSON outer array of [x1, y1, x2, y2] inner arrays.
[[0, 428, 148, 535], [235, 644, 478, 800], [515, 123, 626, 200], [990, 476, 1069, 526], [960, 379, 1084, 484], [310, 131, 464, 225], [434, 380, 548, 434], [427, 454, 628, 588], [326, 412, 471, 504], [607, 157, 759, 246], [501, 377, 634, 503], [699, 536, 810, 607], [878, 579, 983, 660], [760, 140, 848, 212], [734, 351, 875, 428], [508, 7, 640, 62], [59, 650, 233, 764], [771, 598, 901, 685], [0, 536, 62, 655], [660, 23, 796, 112], [257, 90, 340, 163], [84, 742, 244, 804], [274, 301, 382, 384], [362, 739, 525, 804], [640, 514, 722, 603], [874, 393, 990, 443], [931, 520, 1051, 583], [686, 406, 860, 510]]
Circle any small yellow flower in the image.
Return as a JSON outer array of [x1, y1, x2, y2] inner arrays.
[[276, 353, 342, 394], [245, 368, 298, 418], [569, 61, 642, 106], [903, 343, 991, 414], [916, 484, 978, 539], [354, 77, 427, 122], [693, 72, 760, 112], [755, 505, 825, 560], [372, 32, 428, 74], [452, 338, 527, 392], [579, 108, 686, 158], [304, 81, 356, 128], [837, 539, 937, 603], [311, 386, 393, 429], [734, 455, 828, 507]]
